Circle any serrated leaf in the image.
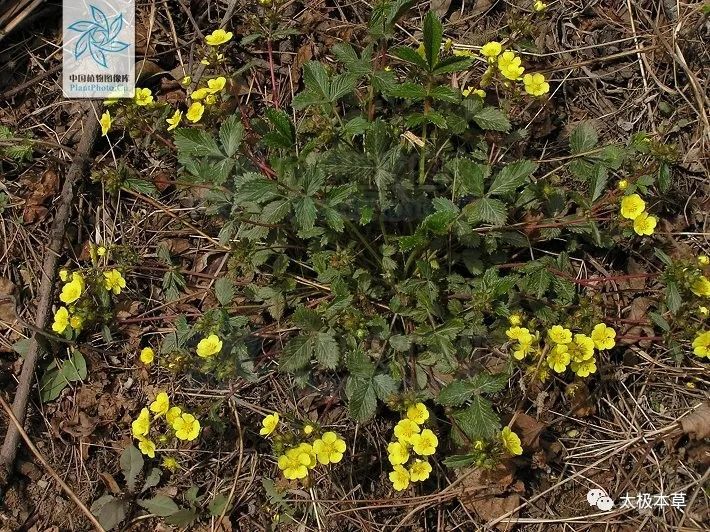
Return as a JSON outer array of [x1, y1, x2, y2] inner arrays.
[[120, 445, 144, 493], [235, 177, 279, 202], [314, 332, 340, 369], [90, 495, 127, 531], [443, 453, 478, 469], [467, 197, 507, 226], [429, 85, 460, 103], [138, 495, 180, 517], [219, 115, 244, 156], [473, 107, 511, 132], [387, 82, 427, 100], [449, 158, 488, 197], [589, 164, 608, 201], [373, 373, 398, 400], [389, 334, 412, 352], [302, 61, 330, 98], [294, 196, 317, 231], [437, 380, 479, 406], [570, 122, 598, 153], [215, 277, 235, 306], [347, 376, 377, 422], [422, 11, 443, 68], [432, 55, 474, 74], [173, 128, 222, 158], [666, 281, 681, 313], [280, 336, 311, 372], [453, 395, 501, 441], [390, 46, 428, 70], [487, 160, 537, 196], [263, 108, 294, 149], [329, 73, 357, 101]]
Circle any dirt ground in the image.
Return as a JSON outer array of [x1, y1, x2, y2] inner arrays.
[[0, 0, 709, 531]]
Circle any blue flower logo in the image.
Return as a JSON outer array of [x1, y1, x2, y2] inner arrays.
[[67, 5, 129, 68]]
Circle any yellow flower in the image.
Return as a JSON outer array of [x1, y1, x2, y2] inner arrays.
[[134, 88, 153, 106], [508, 314, 522, 326], [166, 406, 182, 425], [186, 102, 205, 123], [692, 330, 710, 358], [204, 94, 217, 106], [278, 446, 311, 480], [389, 464, 410, 491], [698, 255, 709, 266], [96, 246, 107, 256], [303, 424, 314, 435], [173, 412, 201, 441], [506, 326, 533, 345], [205, 28, 233, 46], [416, 43, 426, 58], [181, 76, 191, 86], [591, 323, 616, 350], [394, 419, 420, 444], [547, 325, 572, 345], [453, 49, 476, 57], [260, 413, 279, 436], [207, 77, 226, 93], [461, 86, 472, 97], [480, 41, 502, 60], [150, 392, 170, 416], [522, 73, 550, 96], [501, 427, 523, 455], [166, 109, 182, 131], [406, 403, 429, 425], [70, 314, 83, 330], [546, 344, 570, 373], [139, 347, 155, 365], [497, 51, 524, 80], [512, 341, 533, 360], [690, 277, 710, 298], [190, 88, 211, 101], [138, 438, 156, 458], [297, 442, 317, 469], [103, 269, 126, 295], [313, 431, 347, 464], [387, 441, 410, 466], [472, 89, 486, 98], [617, 179, 629, 190], [162, 456, 179, 471], [534, 0, 547, 11], [620, 193, 645, 219], [196, 334, 223, 357], [59, 269, 69, 282], [100, 111, 111, 136], [699, 306, 709, 317], [633, 212, 657, 236], [568, 334, 595, 362], [131, 407, 150, 438], [409, 459, 432, 482], [570, 358, 597, 377], [52, 307, 70, 334], [60, 276, 83, 304], [410, 428, 438, 456]]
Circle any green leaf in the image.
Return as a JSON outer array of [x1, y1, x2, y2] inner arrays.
[[329, 73, 357, 101], [294, 196, 317, 231], [40, 368, 69, 402], [219, 115, 244, 156], [468, 372, 509, 394], [173, 128, 222, 158], [387, 82, 427, 100], [443, 453, 479, 469], [61, 350, 87, 381], [649, 311, 671, 332], [373, 373, 398, 400], [422, 11, 443, 68], [280, 336, 311, 372], [120, 445, 144, 493], [165, 509, 198, 527], [453, 395, 501, 441], [448, 158, 488, 197], [432, 55, 474, 75], [347, 376, 377, 422], [467, 197, 507, 226], [235, 177, 279, 202], [302, 61, 330, 99], [666, 281, 681, 313], [472, 107, 511, 132], [215, 277, 235, 306], [263, 108, 294, 149], [141, 468, 162, 493], [429, 85, 460, 103], [570, 122, 598, 154], [437, 380, 479, 406], [138, 495, 180, 517], [390, 46, 428, 70], [487, 160, 537, 196], [389, 334, 412, 352], [208, 493, 232, 516], [658, 162, 671, 192], [589, 164, 608, 202], [313, 332, 340, 369], [90, 495, 128, 531]]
